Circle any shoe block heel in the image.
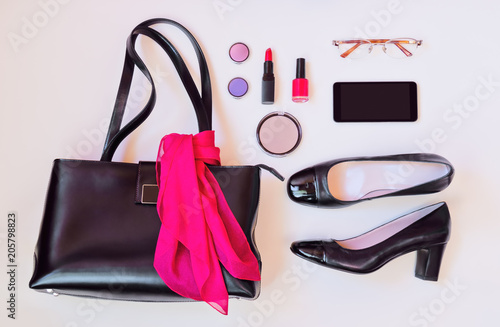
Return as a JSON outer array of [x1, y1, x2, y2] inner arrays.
[[414, 243, 447, 281]]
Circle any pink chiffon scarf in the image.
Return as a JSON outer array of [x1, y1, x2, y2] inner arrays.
[[154, 130, 260, 314]]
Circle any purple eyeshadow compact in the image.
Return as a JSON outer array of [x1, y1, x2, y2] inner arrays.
[[228, 77, 249, 98], [229, 42, 250, 63], [256, 112, 302, 157]]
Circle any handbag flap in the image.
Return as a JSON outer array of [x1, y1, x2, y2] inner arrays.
[[135, 162, 159, 204]]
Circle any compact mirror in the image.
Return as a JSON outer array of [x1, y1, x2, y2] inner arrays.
[[256, 112, 302, 157]]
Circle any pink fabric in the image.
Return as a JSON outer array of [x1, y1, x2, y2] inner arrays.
[[154, 130, 260, 315]]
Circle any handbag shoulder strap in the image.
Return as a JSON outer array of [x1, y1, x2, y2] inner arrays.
[[101, 18, 212, 162]]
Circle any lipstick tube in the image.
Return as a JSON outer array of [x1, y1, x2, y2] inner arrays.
[[262, 48, 275, 104], [292, 58, 309, 103]]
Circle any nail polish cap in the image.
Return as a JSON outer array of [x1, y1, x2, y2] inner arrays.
[[296, 58, 306, 78]]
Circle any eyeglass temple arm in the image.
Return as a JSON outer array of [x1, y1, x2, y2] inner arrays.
[[339, 42, 363, 58], [394, 43, 413, 57], [367, 39, 422, 45]]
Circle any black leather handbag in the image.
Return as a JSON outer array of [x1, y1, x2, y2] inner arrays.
[[29, 18, 282, 301]]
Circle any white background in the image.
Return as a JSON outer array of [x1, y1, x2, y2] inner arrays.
[[1, 0, 499, 326]]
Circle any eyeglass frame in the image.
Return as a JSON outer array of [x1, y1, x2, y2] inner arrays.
[[332, 38, 423, 58]]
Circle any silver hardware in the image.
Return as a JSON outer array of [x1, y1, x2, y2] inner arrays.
[[141, 184, 159, 204]]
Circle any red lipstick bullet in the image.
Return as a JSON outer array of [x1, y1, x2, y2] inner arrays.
[[262, 48, 275, 104], [292, 58, 309, 103], [265, 48, 272, 62]]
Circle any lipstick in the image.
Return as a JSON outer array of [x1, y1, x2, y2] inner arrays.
[[292, 58, 309, 103], [262, 48, 275, 104]]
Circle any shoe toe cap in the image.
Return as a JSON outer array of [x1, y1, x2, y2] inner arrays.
[[287, 168, 318, 205], [290, 241, 325, 263]]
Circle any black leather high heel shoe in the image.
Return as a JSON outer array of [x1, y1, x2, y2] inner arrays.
[[290, 202, 451, 281], [288, 153, 454, 208]]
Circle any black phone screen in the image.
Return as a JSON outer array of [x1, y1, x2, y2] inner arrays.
[[333, 82, 418, 122]]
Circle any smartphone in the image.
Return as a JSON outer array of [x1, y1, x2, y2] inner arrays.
[[333, 81, 418, 122]]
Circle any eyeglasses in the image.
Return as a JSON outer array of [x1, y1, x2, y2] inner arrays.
[[332, 38, 423, 59]]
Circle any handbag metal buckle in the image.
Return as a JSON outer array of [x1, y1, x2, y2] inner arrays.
[[141, 184, 159, 204]]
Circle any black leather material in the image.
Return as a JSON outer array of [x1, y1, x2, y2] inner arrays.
[[30, 160, 262, 300], [287, 153, 454, 208], [290, 202, 451, 281], [29, 19, 269, 301], [101, 18, 212, 162], [135, 161, 159, 204]]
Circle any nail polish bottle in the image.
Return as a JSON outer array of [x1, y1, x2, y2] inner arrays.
[[292, 58, 309, 103]]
